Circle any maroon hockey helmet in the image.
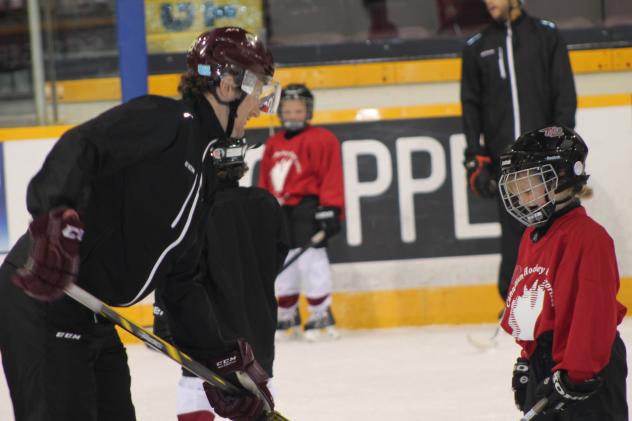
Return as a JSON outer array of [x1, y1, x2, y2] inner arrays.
[[187, 27, 274, 84], [187, 27, 280, 113]]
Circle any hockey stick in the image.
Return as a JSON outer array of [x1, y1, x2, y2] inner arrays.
[[520, 397, 548, 421], [466, 325, 501, 351], [278, 230, 326, 274], [466, 308, 506, 351], [64, 283, 290, 421]]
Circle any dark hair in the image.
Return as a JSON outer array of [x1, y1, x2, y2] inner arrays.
[[217, 163, 249, 182], [178, 71, 212, 98]]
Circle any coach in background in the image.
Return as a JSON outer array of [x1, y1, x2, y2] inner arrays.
[[460, 0, 577, 302]]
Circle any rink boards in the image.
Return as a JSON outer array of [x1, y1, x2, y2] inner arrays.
[[1, 96, 631, 343]]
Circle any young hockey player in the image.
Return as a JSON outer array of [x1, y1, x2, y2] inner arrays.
[[0, 27, 280, 421], [461, 0, 577, 302], [153, 137, 289, 421], [258, 84, 345, 340], [499, 126, 628, 420]]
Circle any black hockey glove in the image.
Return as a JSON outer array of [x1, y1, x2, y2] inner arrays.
[[533, 370, 603, 415], [203, 338, 273, 421], [464, 155, 497, 198], [314, 206, 341, 238], [512, 357, 530, 411]]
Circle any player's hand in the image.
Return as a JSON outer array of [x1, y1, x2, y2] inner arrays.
[[314, 206, 341, 238], [203, 338, 273, 421], [464, 155, 497, 198], [12, 208, 83, 301], [533, 370, 602, 415], [512, 357, 530, 411]]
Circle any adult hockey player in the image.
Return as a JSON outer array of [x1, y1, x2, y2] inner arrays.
[[258, 84, 344, 340], [499, 126, 627, 420], [153, 137, 289, 421], [0, 27, 281, 421], [461, 0, 577, 301]]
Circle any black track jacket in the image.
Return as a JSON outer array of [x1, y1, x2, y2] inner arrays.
[[461, 13, 577, 162], [5, 94, 234, 360]]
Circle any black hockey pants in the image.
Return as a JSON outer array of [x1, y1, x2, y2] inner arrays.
[[0, 261, 136, 421], [523, 331, 628, 420]]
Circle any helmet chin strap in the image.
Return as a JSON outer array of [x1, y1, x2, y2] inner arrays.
[[554, 194, 575, 207], [283, 120, 306, 131], [209, 84, 234, 106], [210, 85, 242, 137], [530, 198, 580, 241], [225, 100, 239, 138]]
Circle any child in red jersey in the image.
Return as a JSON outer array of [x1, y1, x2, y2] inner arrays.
[[258, 84, 344, 340], [498, 126, 628, 420]]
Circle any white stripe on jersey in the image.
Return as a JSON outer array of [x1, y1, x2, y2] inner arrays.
[[119, 140, 215, 306]]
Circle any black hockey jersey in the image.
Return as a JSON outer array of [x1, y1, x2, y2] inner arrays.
[[194, 181, 289, 375], [5, 94, 232, 360]]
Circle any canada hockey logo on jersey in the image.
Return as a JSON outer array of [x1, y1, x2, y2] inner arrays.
[[270, 150, 301, 195], [505, 265, 554, 341]]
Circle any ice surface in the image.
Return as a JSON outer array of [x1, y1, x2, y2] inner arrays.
[[2, 320, 631, 420]]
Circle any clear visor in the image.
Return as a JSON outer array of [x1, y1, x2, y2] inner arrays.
[[498, 164, 558, 227], [240, 70, 281, 115]]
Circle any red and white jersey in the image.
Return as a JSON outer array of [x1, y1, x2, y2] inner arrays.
[[258, 125, 345, 210], [500, 207, 626, 382]]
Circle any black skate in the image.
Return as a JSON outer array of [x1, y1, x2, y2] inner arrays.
[[303, 307, 340, 341], [276, 307, 302, 340]]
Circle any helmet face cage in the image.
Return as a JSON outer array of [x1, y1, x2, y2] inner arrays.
[[498, 164, 559, 227], [278, 84, 314, 130]]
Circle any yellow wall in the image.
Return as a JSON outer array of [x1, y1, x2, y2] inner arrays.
[[116, 276, 632, 344], [2, 93, 631, 141], [46, 47, 632, 103]]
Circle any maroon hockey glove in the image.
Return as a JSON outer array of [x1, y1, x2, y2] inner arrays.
[[203, 338, 273, 421], [512, 357, 529, 411], [314, 206, 341, 238], [464, 155, 497, 198], [533, 370, 602, 415], [12, 208, 83, 301]]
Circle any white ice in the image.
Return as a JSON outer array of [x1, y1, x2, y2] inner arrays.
[[2, 320, 632, 420]]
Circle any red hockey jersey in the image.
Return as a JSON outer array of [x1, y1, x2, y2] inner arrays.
[[500, 207, 626, 382], [258, 125, 345, 210]]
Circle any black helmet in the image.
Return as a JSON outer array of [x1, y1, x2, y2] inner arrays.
[[278, 84, 314, 130], [498, 126, 589, 227]]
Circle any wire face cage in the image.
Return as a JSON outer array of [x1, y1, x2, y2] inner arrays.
[[499, 164, 559, 227]]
